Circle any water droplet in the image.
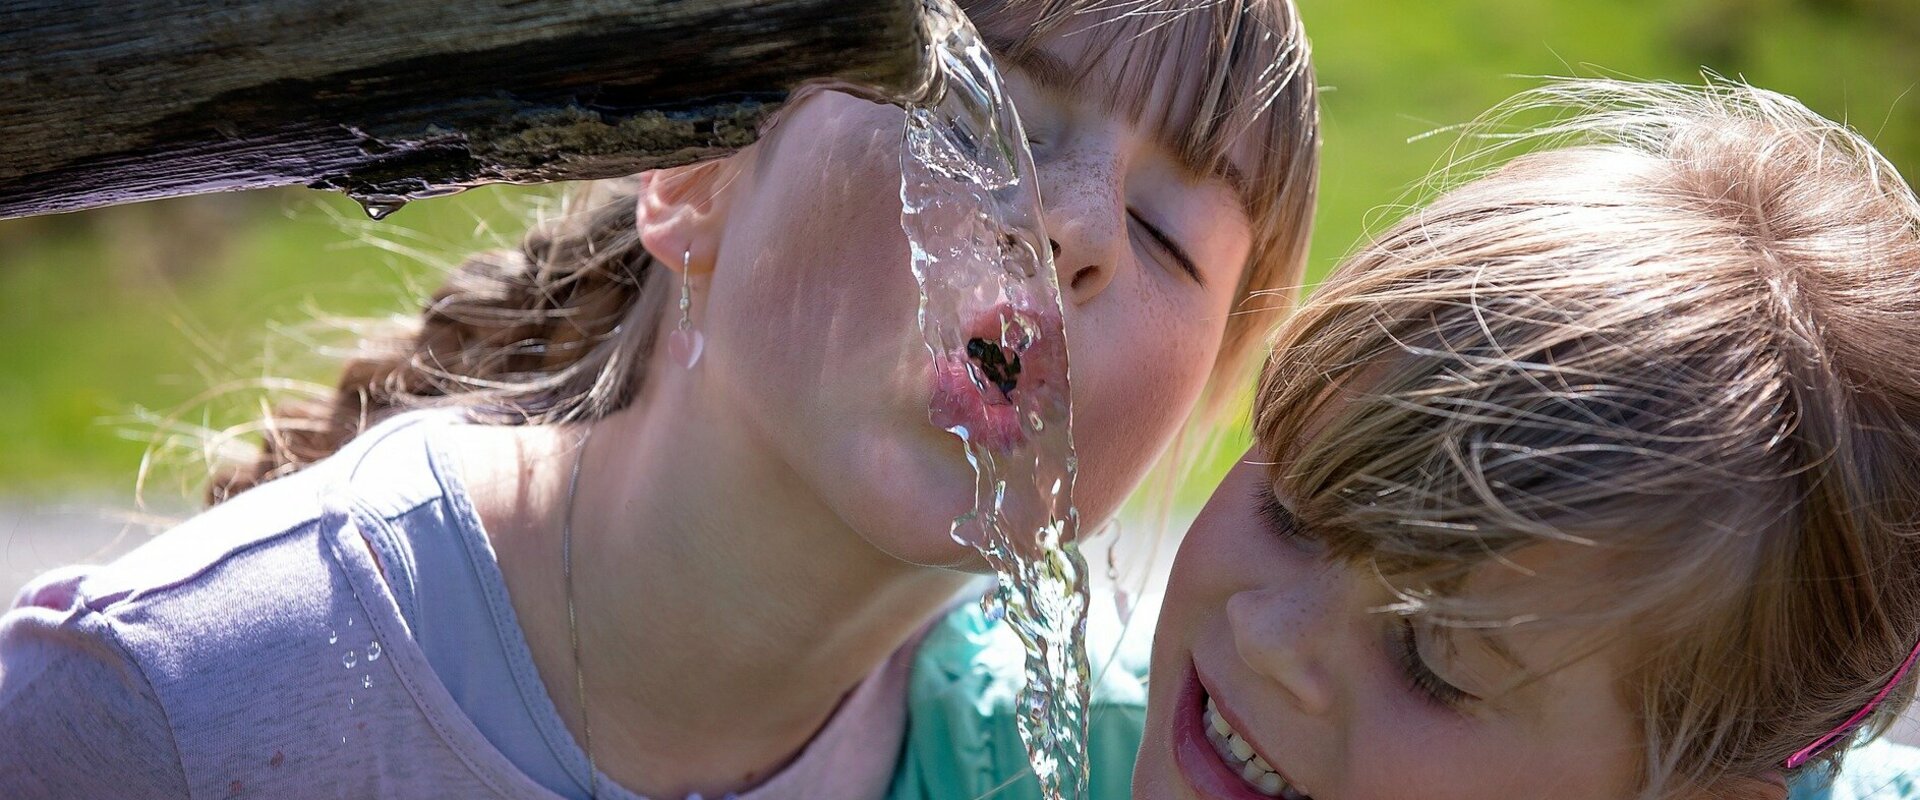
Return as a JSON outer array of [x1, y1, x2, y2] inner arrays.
[[327, 630, 337, 644], [346, 618, 354, 627], [362, 675, 372, 689], [341, 735, 347, 745], [1025, 410, 1044, 432], [366, 641, 382, 661], [347, 697, 356, 709], [349, 193, 408, 221], [342, 650, 357, 669]]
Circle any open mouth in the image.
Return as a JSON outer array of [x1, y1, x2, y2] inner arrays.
[[1175, 665, 1313, 800], [1202, 692, 1310, 800], [927, 303, 1062, 450], [959, 301, 1055, 404], [965, 336, 1023, 399]]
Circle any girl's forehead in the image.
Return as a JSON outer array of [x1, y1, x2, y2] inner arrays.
[[980, 7, 1286, 209]]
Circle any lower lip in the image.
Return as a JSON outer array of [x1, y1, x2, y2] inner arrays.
[[928, 357, 1027, 450], [1172, 662, 1277, 800]]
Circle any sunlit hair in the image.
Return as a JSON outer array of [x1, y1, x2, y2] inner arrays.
[[1254, 77, 1920, 798], [202, 0, 1318, 504], [972, 0, 1319, 384]]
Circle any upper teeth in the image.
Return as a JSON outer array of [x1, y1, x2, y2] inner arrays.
[[1205, 696, 1307, 799]]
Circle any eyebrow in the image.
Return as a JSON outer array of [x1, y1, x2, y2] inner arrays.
[[986, 37, 1255, 204]]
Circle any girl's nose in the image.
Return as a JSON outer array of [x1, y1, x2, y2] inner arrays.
[[1039, 156, 1123, 306], [1226, 585, 1339, 717]]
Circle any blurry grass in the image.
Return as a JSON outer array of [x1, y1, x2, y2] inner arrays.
[[1169, 0, 1920, 508], [0, 188, 552, 499], [1, 0, 1915, 504]]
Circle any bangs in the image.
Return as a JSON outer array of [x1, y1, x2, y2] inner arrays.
[[987, 1, 1307, 204], [967, 0, 1320, 382], [1248, 151, 1798, 632]]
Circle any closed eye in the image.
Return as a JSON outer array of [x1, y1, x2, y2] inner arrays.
[[1128, 208, 1202, 285], [1396, 617, 1476, 708], [1256, 485, 1297, 539]]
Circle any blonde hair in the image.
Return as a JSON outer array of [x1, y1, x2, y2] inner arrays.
[[1254, 78, 1920, 798], [207, 0, 1318, 504]]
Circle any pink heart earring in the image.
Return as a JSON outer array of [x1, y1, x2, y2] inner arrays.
[[667, 247, 704, 369]]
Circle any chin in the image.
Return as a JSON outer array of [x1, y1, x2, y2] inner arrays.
[[828, 403, 1113, 574], [826, 428, 987, 569]]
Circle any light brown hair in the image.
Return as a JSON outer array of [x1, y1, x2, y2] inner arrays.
[[1254, 78, 1920, 797], [205, 0, 1319, 504]]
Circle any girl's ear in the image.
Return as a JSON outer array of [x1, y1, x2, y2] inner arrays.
[[635, 158, 740, 278]]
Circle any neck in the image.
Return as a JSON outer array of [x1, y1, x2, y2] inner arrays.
[[463, 376, 972, 798]]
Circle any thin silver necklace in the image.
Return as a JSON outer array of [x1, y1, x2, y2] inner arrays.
[[562, 424, 600, 799]]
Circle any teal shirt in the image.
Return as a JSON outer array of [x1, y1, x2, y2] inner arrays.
[[898, 605, 1920, 800], [892, 604, 1145, 800], [1790, 740, 1920, 799]]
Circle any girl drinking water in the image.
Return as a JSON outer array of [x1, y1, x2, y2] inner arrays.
[[1134, 79, 1920, 800], [0, 2, 1316, 799]]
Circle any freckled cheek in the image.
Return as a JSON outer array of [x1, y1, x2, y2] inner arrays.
[[1333, 706, 1543, 800], [1065, 313, 1213, 511]]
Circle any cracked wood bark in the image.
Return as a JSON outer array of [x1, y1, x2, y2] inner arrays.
[[0, 0, 933, 219]]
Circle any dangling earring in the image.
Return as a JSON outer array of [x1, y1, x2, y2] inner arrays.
[[667, 247, 704, 369]]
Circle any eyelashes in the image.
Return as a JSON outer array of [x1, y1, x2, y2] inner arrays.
[[1128, 208, 1202, 284], [1256, 484, 1304, 544], [1396, 617, 1474, 708]]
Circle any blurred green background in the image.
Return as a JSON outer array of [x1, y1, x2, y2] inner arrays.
[[2, 0, 1916, 506]]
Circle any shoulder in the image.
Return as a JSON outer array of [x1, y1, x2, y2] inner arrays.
[[0, 413, 452, 776], [0, 470, 341, 799], [893, 601, 1144, 800], [3, 409, 479, 681], [0, 573, 192, 797], [10, 410, 457, 659], [0, 462, 347, 768]]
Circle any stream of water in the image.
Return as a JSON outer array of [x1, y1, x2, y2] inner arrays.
[[901, 2, 1091, 798]]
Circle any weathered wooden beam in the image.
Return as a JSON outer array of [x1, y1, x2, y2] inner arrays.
[[0, 0, 934, 219]]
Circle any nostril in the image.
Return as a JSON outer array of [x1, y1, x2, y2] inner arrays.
[[1049, 238, 1062, 259], [1069, 264, 1099, 294]]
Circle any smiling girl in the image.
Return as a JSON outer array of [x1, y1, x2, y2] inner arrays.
[[0, 2, 1318, 799], [1135, 79, 1920, 800]]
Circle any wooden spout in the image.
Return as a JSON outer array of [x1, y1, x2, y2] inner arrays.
[[0, 0, 934, 219]]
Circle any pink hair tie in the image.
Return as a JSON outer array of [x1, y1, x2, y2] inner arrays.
[[1784, 636, 1920, 769]]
